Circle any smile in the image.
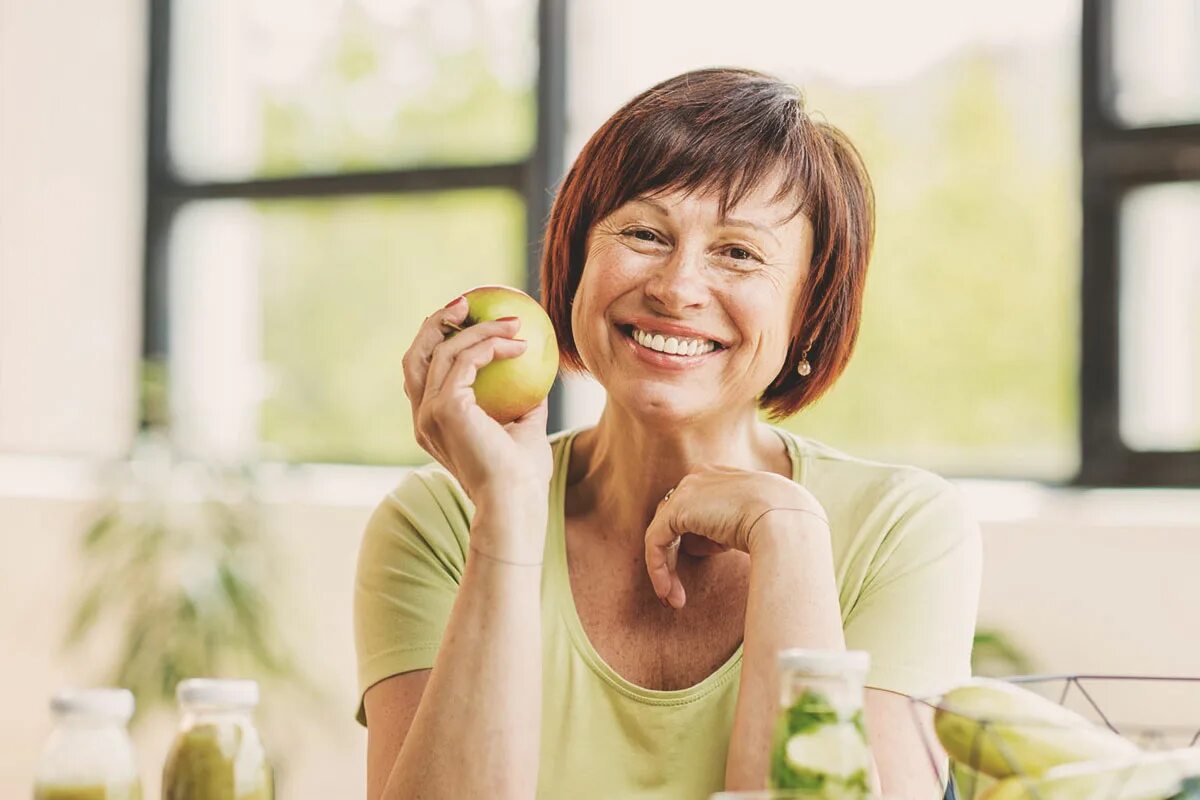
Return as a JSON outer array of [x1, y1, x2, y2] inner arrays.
[[617, 324, 726, 369], [630, 326, 718, 356]]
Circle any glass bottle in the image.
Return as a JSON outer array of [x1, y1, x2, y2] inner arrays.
[[34, 688, 142, 800], [161, 679, 272, 800], [768, 649, 873, 798]]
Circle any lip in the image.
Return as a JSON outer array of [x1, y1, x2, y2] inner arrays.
[[615, 323, 726, 372], [620, 316, 732, 348]]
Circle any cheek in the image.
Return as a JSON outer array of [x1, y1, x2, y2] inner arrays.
[[575, 247, 642, 321], [736, 292, 796, 372], [570, 253, 633, 366]]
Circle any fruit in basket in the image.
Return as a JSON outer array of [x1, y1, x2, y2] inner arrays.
[[952, 763, 998, 798], [455, 286, 559, 424], [980, 748, 1200, 800], [935, 679, 1139, 778]]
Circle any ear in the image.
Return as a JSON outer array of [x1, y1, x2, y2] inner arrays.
[[792, 322, 823, 352]]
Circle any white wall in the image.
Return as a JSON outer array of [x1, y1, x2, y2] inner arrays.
[[0, 0, 143, 457]]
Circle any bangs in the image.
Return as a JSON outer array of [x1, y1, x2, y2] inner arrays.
[[593, 74, 821, 224]]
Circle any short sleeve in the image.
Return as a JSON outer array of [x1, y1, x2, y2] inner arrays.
[[843, 474, 982, 698], [353, 466, 473, 725]]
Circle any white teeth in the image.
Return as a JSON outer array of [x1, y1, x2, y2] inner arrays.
[[630, 326, 716, 356]]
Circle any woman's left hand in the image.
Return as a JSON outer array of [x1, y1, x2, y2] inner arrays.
[[645, 466, 829, 608]]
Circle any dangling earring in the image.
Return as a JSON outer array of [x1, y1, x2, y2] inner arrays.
[[796, 344, 812, 377]]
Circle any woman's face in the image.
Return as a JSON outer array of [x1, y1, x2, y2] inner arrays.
[[570, 175, 815, 424]]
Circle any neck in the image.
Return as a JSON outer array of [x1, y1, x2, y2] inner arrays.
[[565, 401, 792, 551]]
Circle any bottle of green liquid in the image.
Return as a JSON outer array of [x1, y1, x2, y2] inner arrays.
[[34, 688, 142, 800], [161, 679, 272, 800], [768, 650, 873, 798]]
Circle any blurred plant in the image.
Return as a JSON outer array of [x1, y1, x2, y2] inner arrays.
[[971, 628, 1035, 677], [64, 359, 305, 725], [1171, 777, 1200, 800]]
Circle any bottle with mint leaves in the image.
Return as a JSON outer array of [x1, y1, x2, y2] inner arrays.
[[768, 650, 873, 798]]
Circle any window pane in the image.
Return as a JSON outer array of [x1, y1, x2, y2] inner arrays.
[[1119, 182, 1200, 451], [167, 190, 527, 464], [776, 65, 1080, 480], [563, 0, 1081, 480], [168, 0, 536, 180], [1110, 0, 1200, 127]]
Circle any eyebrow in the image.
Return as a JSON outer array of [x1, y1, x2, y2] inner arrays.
[[631, 198, 782, 247], [721, 215, 781, 247]]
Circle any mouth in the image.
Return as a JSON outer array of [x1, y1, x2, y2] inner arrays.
[[616, 324, 727, 363]]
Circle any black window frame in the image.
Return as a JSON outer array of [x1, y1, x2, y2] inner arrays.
[[141, 0, 567, 449], [1079, 0, 1200, 487]]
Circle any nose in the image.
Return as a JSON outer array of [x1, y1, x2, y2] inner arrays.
[[644, 245, 710, 314]]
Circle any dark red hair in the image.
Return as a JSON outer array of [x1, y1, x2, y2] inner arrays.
[[540, 67, 875, 418]]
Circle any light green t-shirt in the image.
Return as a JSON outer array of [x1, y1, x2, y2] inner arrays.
[[354, 426, 981, 798]]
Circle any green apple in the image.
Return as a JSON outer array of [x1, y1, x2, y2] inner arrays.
[[460, 285, 559, 424]]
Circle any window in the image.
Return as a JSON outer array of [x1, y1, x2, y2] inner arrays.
[[560, 0, 1086, 482], [778, 49, 1082, 482], [1079, 0, 1200, 485], [149, 0, 1198, 487], [145, 0, 565, 464]]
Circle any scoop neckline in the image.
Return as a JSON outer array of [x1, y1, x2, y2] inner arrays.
[[547, 425, 804, 706]]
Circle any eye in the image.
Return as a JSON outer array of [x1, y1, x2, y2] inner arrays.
[[724, 245, 760, 262], [623, 227, 662, 244]]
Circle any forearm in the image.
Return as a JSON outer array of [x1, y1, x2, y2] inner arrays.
[[383, 504, 546, 799], [725, 514, 847, 789]]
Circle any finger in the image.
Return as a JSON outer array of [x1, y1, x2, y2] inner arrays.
[[506, 396, 549, 432], [666, 538, 686, 609], [424, 317, 522, 399], [402, 297, 472, 405], [645, 504, 685, 608], [434, 336, 529, 401]]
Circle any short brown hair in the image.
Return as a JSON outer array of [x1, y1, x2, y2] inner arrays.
[[540, 67, 875, 419]]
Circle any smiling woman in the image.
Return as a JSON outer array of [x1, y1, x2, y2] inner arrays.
[[355, 67, 979, 800], [544, 67, 874, 420]]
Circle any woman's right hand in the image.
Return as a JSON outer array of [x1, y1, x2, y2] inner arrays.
[[401, 296, 553, 516]]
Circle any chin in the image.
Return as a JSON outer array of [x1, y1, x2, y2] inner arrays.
[[608, 381, 717, 426]]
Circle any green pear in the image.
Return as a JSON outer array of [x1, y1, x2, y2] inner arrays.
[[460, 285, 559, 424]]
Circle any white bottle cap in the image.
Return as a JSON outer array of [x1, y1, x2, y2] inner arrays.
[[176, 678, 259, 709], [777, 648, 870, 676], [50, 688, 135, 721]]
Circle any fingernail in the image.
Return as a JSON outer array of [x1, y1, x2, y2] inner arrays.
[[443, 296, 464, 308], [497, 316, 519, 322]]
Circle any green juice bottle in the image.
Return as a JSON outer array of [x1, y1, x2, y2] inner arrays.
[[33, 688, 142, 800], [162, 680, 272, 800], [768, 650, 873, 799]]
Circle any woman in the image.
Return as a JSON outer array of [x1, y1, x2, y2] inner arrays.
[[355, 68, 981, 799]]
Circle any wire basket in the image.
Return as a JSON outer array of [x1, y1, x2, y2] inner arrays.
[[908, 675, 1200, 800]]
